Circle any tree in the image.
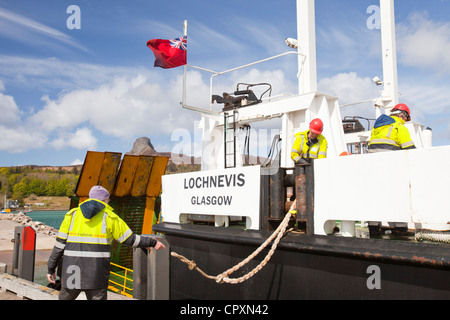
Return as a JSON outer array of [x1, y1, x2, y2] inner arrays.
[[12, 178, 29, 201], [29, 177, 47, 196], [4, 167, 79, 199]]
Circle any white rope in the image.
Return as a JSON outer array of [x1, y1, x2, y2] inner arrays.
[[171, 202, 296, 284], [415, 229, 450, 244]]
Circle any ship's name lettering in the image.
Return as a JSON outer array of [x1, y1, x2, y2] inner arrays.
[[184, 173, 245, 189], [191, 195, 232, 206]]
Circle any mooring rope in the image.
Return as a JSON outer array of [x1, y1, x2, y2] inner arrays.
[[415, 229, 450, 244], [170, 202, 296, 284]]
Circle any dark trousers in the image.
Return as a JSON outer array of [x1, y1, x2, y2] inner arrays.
[[59, 287, 108, 300]]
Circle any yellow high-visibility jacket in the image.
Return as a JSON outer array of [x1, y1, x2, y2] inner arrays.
[[47, 198, 157, 289], [368, 115, 415, 153], [291, 130, 327, 164]]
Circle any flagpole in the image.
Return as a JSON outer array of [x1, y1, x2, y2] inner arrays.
[[183, 20, 188, 108]]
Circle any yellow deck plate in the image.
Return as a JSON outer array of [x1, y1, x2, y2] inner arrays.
[[98, 152, 122, 193], [146, 156, 169, 197], [76, 151, 106, 197], [130, 156, 154, 196], [113, 155, 140, 197]]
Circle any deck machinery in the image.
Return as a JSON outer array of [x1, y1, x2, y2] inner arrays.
[[153, 0, 450, 299]]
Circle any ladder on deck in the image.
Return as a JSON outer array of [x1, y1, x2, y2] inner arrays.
[[224, 110, 237, 168]]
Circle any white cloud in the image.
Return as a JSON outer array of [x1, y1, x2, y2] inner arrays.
[[0, 51, 217, 154], [398, 81, 450, 132], [28, 74, 180, 139], [0, 6, 87, 52], [0, 126, 47, 153], [0, 55, 135, 92], [318, 72, 381, 121], [318, 72, 379, 104], [71, 158, 83, 166], [397, 12, 450, 74], [0, 87, 48, 152], [401, 83, 450, 116], [0, 62, 208, 153], [0, 52, 381, 152], [317, 71, 450, 135], [51, 127, 98, 150], [231, 68, 297, 97], [0, 92, 21, 125]]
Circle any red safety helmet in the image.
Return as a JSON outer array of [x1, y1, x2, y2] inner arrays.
[[392, 103, 411, 121], [309, 118, 324, 134]]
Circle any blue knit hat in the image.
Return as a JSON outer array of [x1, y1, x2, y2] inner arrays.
[[89, 185, 110, 201]]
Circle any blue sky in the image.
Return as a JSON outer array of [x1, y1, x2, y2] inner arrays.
[[0, 0, 449, 166]]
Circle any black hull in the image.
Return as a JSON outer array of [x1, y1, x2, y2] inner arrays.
[[154, 223, 450, 300]]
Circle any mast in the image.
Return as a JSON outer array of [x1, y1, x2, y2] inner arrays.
[[182, 20, 187, 107], [379, 0, 399, 113], [297, 0, 317, 94]]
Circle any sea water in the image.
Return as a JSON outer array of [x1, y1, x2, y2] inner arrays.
[[18, 211, 66, 286], [25, 210, 66, 229]]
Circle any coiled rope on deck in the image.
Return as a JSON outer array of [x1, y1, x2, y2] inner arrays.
[[170, 202, 296, 284], [415, 229, 450, 244]]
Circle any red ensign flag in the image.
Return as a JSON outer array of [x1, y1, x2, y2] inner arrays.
[[147, 36, 187, 69]]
